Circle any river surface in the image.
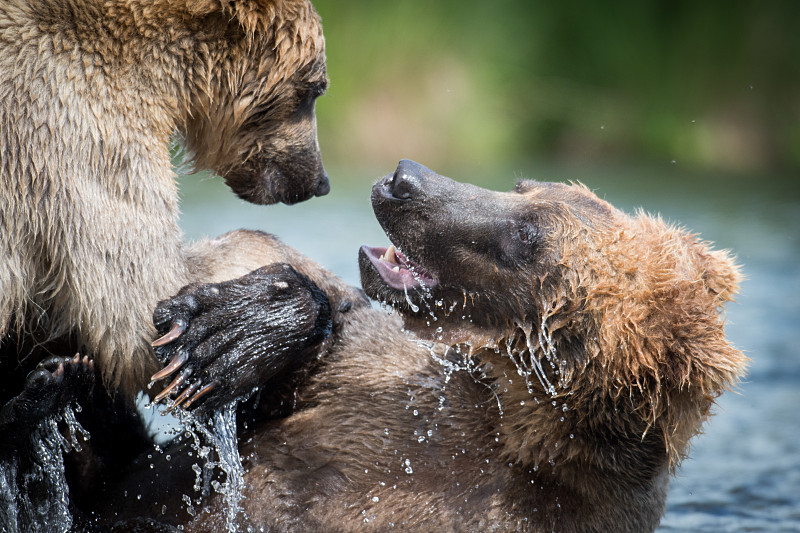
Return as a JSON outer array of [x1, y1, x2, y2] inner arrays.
[[178, 161, 800, 532]]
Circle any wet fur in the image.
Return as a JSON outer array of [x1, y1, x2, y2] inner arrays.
[[120, 163, 745, 532], [0, 0, 328, 399]]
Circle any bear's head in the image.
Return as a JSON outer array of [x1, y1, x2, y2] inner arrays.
[[178, 0, 329, 205], [360, 159, 746, 475]]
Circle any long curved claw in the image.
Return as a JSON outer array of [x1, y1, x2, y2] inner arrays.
[[151, 321, 187, 347], [182, 382, 217, 409], [151, 350, 189, 382], [153, 368, 191, 403], [167, 381, 200, 413]]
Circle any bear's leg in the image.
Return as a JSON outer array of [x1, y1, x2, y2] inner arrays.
[[0, 354, 94, 455], [183, 229, 368, 318], [0, 355, 95, 532]]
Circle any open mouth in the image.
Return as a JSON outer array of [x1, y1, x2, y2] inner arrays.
[[360, 244, 438, 291]]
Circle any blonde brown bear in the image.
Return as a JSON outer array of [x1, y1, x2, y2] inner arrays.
[[0, 0, 333, 400]]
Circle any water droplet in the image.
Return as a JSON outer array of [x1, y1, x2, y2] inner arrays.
[[403, 285, 420, 313]]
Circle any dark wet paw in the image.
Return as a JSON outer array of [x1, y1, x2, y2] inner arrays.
[[150, 263, 331, 412], [8, 354, 95, 427]]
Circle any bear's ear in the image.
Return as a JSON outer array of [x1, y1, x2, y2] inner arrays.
[[185, 0, 308, 34], [697, 246, 742, 305]]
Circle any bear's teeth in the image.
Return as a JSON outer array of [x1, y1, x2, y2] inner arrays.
[[385, 244, 398, 265], [392, 266, 400, 272]]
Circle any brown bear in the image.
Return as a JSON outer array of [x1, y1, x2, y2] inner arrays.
[[0, 0, 365, 529], [128, 159, 746, 532], [0, 0, 332, 401]]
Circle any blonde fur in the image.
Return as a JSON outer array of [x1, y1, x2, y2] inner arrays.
[[0, 0, 326, 396]]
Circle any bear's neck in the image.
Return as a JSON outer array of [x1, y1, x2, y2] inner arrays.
[[474, 339, 673, 529]]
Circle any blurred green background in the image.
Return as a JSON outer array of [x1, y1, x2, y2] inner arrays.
[[310, 0, 799, 181]]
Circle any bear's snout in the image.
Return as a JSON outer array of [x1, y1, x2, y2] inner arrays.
[[379, 159, 444, 202], [379, 160, 420, 202], [314, 172, 331, 197]]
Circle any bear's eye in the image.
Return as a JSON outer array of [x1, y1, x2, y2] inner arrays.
[[293, 82, 327, 118], [517, 225, 539, 246], [302, 80, 328, 101], [498, 223, 542, 268]]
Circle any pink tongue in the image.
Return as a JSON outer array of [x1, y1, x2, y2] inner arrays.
[[361, 245, 437, 290]]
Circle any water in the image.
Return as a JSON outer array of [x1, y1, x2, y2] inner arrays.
[[1, 406, 90, 533], [178, 163, 800, 532], [173, 403, 246, 531], [209, 405, 246, 532]]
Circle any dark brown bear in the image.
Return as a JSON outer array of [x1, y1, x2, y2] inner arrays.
[[132, 160, 746, 532]]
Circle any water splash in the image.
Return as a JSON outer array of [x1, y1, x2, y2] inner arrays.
[[179, 402, 246, 532], [1, 404, 90, 533], [211, 404, 246, 532], [61, 406, 91, 452], [390, 262, 574, 443], [402, 284, 420, 313], [394, 249, 439, 317], [506, 295, 574, 399], [525, 324, 557, 397]]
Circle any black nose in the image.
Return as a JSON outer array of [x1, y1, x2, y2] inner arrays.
[[314, 171, 330, 197], [387, 159, 436, 201]]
